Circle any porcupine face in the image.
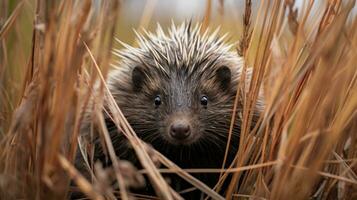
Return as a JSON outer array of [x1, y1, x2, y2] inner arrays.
[[108, 23, 246, 163]]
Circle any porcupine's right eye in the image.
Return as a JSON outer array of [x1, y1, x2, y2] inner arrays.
[[200, 95, 208, 106], [154, 95, 161, 107]]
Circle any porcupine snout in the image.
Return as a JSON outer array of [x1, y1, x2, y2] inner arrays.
[[169, 119, 191, 140]]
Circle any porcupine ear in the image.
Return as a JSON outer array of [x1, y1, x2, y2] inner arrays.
[[132, 66, 146, 92], [215, 66, 231, 91]]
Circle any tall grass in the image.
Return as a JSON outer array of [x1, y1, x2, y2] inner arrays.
[[1, 0, 356, 200]]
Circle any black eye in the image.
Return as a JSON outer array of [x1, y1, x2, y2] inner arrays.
[[154, 95, 161, 106], [200, 95, 208, 106]]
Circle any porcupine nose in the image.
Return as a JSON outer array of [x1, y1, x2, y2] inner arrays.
[[170, 121, 191, 140]]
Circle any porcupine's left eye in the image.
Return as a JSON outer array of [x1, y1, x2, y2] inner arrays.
[[154, 95, 161, 107], [200, 95, 208, 106]]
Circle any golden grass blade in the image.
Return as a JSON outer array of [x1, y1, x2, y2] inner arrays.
[[58, 154, 104, 200], [0, 1, 24, 39]]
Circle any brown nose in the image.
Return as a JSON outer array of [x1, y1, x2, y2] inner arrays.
[[170, 121, 191, 140]]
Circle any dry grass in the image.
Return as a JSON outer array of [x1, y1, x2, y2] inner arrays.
[[1, 0, 356, 200]]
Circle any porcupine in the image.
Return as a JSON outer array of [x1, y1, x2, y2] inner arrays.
[[75, 22, 264, 199]]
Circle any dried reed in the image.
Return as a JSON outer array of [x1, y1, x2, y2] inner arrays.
[[0, 0, 356, 200]]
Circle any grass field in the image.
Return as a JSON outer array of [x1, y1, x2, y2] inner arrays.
[[0, 0, 356, 199]]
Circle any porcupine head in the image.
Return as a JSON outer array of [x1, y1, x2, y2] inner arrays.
[[105, 22, 263, 170]]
